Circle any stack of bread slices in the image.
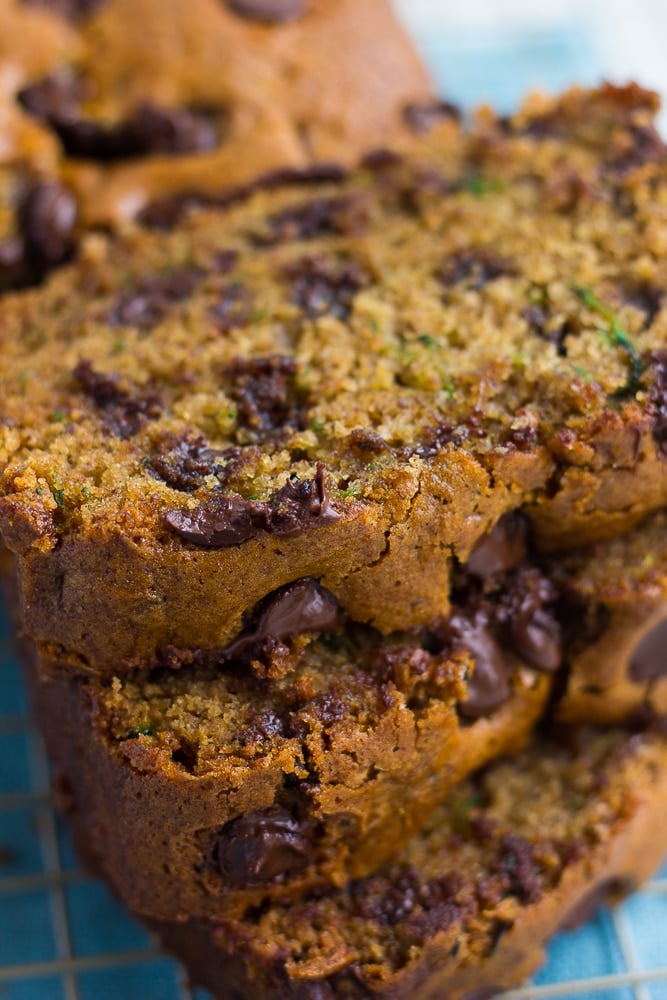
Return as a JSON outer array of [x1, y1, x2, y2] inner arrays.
[[0, 1, 666, 997]]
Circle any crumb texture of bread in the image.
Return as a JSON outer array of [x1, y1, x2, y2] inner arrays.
[[0, 83, 666, 673]]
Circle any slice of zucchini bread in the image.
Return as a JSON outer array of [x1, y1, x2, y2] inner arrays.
[[1, 83, 665, 676], [151, 724, 667, 999], [24, 510, 666, 922]]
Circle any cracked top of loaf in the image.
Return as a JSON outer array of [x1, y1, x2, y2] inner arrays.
[[0, 83, 665, 672]]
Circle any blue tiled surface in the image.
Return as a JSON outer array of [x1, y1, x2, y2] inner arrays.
[[2, 14, 667, 1000]]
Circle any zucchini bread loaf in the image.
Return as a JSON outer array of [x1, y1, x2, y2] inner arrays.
[[24, 511, 664, 922], [1, 83, 665, 677], [150, 724, 667, 998], [3, 0, 432, 240]]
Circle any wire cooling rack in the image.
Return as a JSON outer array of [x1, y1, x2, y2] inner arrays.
[[2, 602, 667, 1000]]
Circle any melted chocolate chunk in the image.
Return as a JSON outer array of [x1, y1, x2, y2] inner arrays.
[[20, 181, 78, 275], [226, 0, 308, 21], [284, 254, 368, 320], [437, 248, 515, 290], [403, 100, 462, 135], [260, 194, 368, 245], [213, 249, 239, 274], [647, 350, 667, 457], [347, 427, 389, 457], [20, 0, 104, 20], [224, 354, 300, 439], [164, 462, 339, 547], [628, 614, 667, 682], [17, 71, 83, 123], [138, 165, 346, 231], [264, 463, 339, 533], [164, 493, 256, 547], [20, 74, 221, 162], [73, 359, 162, 438], [223, 578, 341, 659], [0, 238, 26, 291], [494, 834, 544, 904], [360, 148, 405, 172], [442, 610, 512, 719], [403, 421, 459, 460], [608, 123, 667, 175], [503, 569, 562, 672], [467, 511, 528, 580], [209, 283, 253, 332], [216, 807, 313, 888], [146, 432, 228, 491], [107, 266, 202, 329], [352, 865, 463, 928]]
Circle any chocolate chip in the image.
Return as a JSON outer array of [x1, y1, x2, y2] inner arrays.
[[360, 148, 405, 172], [210, 283, 253, 332], [505, 570, 562, 672], [437, 248, 515, 290], [647, 350, 667, 457], [225, 0, 308, 22], [20, 0, 105, 21], [442, 610, 512, 718], [494, 833, 543, 905], [467, 511, 528, 580], [628, 614, 667, 682], [608, 123, 667, 176], [164, 462, 339, 547], [146, 432, 228, 491], [214, 249, 239, 274], [17, 71, 83, 123], [347, 427, 389, 457], [22, 86, 221, 162], [260, 194, 368, 245], [73, 359, 162, 438], [217, 807, 313, 888], [257, 164, 348, 189], [265, 463, 338, 534], [403, 100, 462, 135], [107, 266, 203, 329], [19, 181, 77, 275], [223, 578, 341, 659], [223, 354, 300, 439], [0, 238, 28, 291], [284, 254, 368, 320], [164, 493, 257, 547], [138, 191, 212, 230], [402, 421, 460, 460]]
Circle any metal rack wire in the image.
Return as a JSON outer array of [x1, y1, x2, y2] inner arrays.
[[2, 621, 667, 1000]]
